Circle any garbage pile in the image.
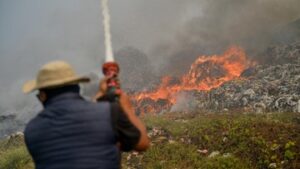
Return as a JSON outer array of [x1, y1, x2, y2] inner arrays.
[[134, 41, 300, 114], [192, 42, 300, 113], [262, 41, 300, 65], [194, 63, 300, 113]]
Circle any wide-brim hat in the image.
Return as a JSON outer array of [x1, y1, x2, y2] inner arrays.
[[23, 60, 90, 93]]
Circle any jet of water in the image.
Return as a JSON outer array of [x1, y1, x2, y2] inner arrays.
[[101, 0, 114, 62]]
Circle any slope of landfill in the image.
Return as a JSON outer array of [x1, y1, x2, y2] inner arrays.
[[178, 41, 300, 113]]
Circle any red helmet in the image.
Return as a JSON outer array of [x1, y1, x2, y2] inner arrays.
[[102, 62, 120, 75]]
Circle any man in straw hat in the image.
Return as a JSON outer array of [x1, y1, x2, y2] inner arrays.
[[23, 61, 149, 169]]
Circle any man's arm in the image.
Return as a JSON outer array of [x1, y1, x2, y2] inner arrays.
[[118, 93, 150, 151], [96, 77, 150, 151], [111, 102, 140, 151]]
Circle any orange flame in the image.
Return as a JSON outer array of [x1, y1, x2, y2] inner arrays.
[[133, 46, 253, 114]]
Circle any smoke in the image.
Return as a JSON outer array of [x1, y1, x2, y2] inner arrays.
[[101, 0, 114, 62], [0, 0, 106, 136], [170, 92, 197, 113], [148, 0, 300, 76], [115, 47, 158, 91]]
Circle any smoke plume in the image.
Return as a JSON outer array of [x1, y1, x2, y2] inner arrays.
[[148, 0, 300, 76]]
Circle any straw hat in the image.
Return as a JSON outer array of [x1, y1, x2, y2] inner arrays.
[[23, 61, 90, 93]]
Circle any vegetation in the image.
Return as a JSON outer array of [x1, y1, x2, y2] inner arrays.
[[0, 135, 33, 169], [123, 112, 300, 169], [1, 112, 299, 169]]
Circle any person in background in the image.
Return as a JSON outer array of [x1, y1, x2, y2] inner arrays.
[[23, 61, 149, 169]]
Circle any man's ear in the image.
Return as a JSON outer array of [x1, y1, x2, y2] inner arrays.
[[37, 91, 47, 103]]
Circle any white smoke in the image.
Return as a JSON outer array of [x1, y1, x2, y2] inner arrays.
[[101, 0, 114, 62], [170, 92, 198, 113]]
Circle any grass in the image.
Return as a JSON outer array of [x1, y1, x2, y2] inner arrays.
[[135, 112, 300, 169], [1, 112, 300, 169], [0, 136, 33, 169]]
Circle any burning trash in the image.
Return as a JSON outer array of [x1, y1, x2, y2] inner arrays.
[[133, 46, 254, 115], [133, 42, 300, 114]]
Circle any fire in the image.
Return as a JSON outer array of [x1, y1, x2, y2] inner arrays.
[[133, 46, 253, 115], [181, 46, 251, 90]]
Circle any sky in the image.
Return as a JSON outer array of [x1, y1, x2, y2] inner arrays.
[[0, 0, 300, 115]]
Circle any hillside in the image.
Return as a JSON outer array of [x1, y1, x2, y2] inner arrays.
[[1, 112, 299, 169]]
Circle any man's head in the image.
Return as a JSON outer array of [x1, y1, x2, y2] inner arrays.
[[23, 61, 90, 103]]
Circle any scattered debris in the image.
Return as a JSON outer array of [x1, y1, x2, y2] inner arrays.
[[197, 149, 208, 154], [208, 151, 220, 158], [268, 163, 277, 169], [222, 153, 232, 158]]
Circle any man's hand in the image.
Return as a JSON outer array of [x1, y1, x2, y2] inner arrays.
[[93, 77, 121, 102], [93, 77, 111, 101]]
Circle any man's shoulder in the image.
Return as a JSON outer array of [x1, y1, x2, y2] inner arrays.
[[85, 100, 111, 111], [66, 99, 112, 117], [70, 97, 111, 108], [94, 100, 111, 108]]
